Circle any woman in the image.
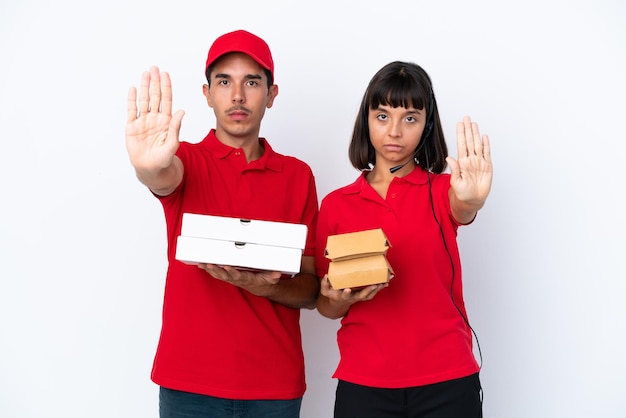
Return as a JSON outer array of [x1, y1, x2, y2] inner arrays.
[[315, 61, 492, 417]]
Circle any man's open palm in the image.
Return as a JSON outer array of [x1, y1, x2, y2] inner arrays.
[[126, 66, 184, 172]]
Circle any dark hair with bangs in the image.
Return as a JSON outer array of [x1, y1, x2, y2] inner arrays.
[[348, 61, 448, 173]]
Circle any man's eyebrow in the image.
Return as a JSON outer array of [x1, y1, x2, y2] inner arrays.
[[213, 73, 262, 80], [244, 73, 263, 81]]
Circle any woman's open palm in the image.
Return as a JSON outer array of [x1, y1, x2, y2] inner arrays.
[[446, 116, 493, 206]]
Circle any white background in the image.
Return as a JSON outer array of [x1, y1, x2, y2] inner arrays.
[[1, 0, 625, 417]]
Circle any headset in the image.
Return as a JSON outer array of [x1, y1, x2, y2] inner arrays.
[[366, 79, 484, 406], [369, 71, 484, 406], [424, 148, 484, 408], [389, 89, 435, 174], [418, 92, 483, 406], [386, 86, 483, 366]]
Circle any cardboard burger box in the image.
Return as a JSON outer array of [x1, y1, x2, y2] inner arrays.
[[325, 228, 394, 289], [175, 213, 308, 275]]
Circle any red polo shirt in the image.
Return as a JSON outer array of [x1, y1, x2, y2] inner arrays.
[[315, 167, 479, 388], [151, 130, 318, 400]]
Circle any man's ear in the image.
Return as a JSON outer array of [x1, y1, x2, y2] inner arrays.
[[266, 84, 278, 109], [203, 84, 213, 108]]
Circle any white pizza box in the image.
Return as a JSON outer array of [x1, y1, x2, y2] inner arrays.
[[175, 213, 307, 274]]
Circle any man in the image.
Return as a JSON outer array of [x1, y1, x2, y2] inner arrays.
[[125, 30, 319, 418]]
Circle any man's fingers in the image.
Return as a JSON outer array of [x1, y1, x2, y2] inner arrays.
[[148, 66, 162, 114], [160, 71, 173, 116], [481, 134, 491, 162], [138, 70, 150, 115], [127, 87, 138, 122], [132, 67, 173, 120], [167, 110, 185, 144]]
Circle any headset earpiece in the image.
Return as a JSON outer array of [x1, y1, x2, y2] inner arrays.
[[422, 120, 433, 140], [421, 89, 435, 142]]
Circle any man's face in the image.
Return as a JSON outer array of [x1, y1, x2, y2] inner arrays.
[[204, 52, 278, 143]]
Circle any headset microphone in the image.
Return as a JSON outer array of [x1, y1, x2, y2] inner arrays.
[[388, 120, 429, 174], [389, 158, 415, 174]]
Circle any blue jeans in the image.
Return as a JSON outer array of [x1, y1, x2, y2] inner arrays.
[[159, 387, 302, 418]]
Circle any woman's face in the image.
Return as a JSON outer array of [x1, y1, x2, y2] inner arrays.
[[368, 103, 427, 170]]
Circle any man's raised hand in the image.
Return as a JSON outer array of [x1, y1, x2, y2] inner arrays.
[[125, 66, 185, 174]]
